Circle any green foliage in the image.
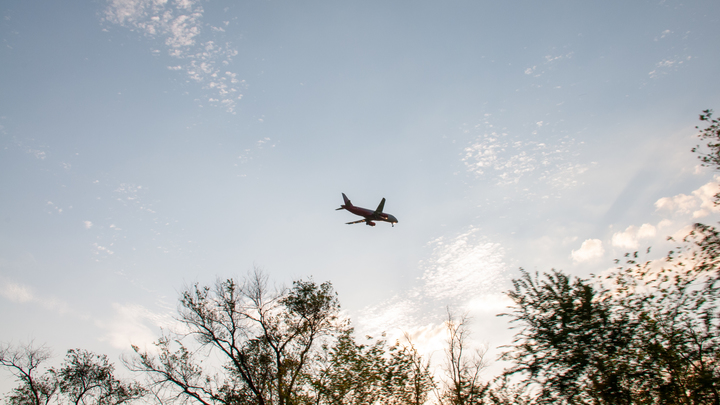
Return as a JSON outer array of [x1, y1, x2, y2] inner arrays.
[[308, 329, 434, 405], [501, 270, 636, 404], [501, 223, 720, 404]]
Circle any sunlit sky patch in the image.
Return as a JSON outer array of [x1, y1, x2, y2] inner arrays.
[[1, 0, 720, 390]]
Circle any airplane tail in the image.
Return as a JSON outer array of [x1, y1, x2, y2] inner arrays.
[[336, 193, 353, 210], [374, 197, 386, 214]]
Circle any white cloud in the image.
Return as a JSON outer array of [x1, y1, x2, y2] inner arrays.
[[0, 280, 34, 303], [0, 277, 73, 315], [637, 223, 657, 239], [83, 220, 93, 229], [571, 239, 604, 263], [421, 228, 506, 300], [104, 0, 245, 113], [461, 117, 586, 190], [611, 224, 656, 250], [358, 227, 509, 340], [0, 277, 169, 349], [96, 302, 175, 349], [655, 193, 695, 213], [649, 55, 691, 79], [655, 175, 720, 218]]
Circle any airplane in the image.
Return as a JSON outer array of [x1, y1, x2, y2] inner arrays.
[[336, 193, 398, 227]]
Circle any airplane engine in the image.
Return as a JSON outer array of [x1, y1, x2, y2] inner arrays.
[[366, 221, 376, 226]]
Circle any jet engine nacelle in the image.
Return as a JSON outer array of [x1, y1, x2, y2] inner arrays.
[[366, 221, 376, 226]]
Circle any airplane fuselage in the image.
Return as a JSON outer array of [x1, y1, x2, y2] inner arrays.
[[337, 193, 398, 227]]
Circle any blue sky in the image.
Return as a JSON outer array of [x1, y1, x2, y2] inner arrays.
[[2, 0, 720, 388]]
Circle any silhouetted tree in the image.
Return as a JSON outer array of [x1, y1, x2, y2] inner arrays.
[[693, 109, 720, 171], [692, 109, 720, 204], [127, 269, 343, 405], [57, 349, 144, 405], [0, 344, 143, 405], [1, 343, 56, 405], [127, 269, 437, 405], [438, 311, 488, 405]]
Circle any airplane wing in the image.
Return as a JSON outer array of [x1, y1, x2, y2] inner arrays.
[[374, 198, 386, 214], [346, 219, 367, 225]]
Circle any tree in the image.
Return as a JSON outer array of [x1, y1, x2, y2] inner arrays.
[[439, 311, 488, 405], [57, 349, 144, 405], [127, 269, 437, 405], [0, 343, 56, 405], [500, 270, 637, 404], [610, 224, 720, 404], [692, 109, 720, 171], [127, 269, 343, 405], [692, 109, 720, 204], [382, 335, 434, 405], [494, 108, 720, 404], [1, 344, 143, 405], [308, 329, 433, 405], [308, 329, 388, 405], [500, 226, 720, 404]]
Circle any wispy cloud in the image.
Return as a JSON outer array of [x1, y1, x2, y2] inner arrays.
[[421, 228, 506, 301], [461, 116, 587, 189], [95, 302, 175, 349], [0, 277, 73, 314], [359, 227, 509, 336], [648, 56, 691, 79], [523, 51, 574, 78], [0, 276, 172, 350], [0, 280, 34, 303], [103, 0, 244, 113], [354, 227, 511, 374]]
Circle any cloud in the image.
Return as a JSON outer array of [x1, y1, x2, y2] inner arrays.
[[523, 52, 573, 78], [571, 239, 604, 263], [611, 224, 656, 250], [0, 277, 170, 349], [654, 175, 720, 218], [96, 302, 175, 349], [648, 56, 692, 79], [358, 227, 509, 338], [421, 228, 506, 300], [579, 178, 720, 268], [0, 277, 73, 314], [83, 220, 93, 229], [103, 0, 245, 113], [0, 280, 34, 303], [461, 117, 587, 190]]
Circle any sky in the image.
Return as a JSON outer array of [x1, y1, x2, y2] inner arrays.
[[2, 0, 720, 391]]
